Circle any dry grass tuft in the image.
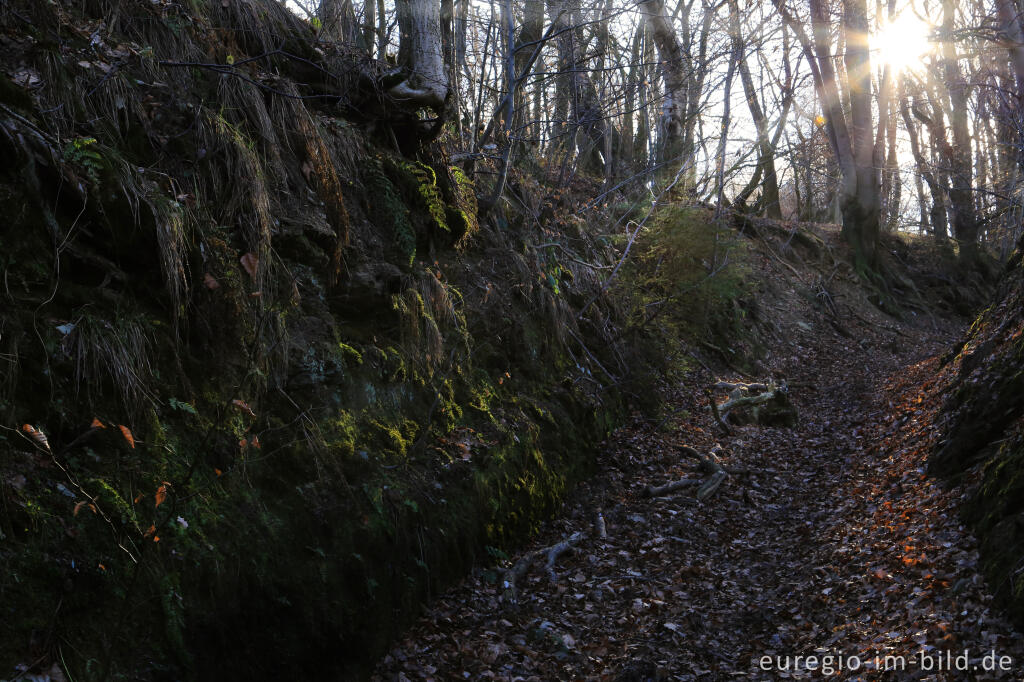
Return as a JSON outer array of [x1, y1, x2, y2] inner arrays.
[[69, 315, 156, 419]]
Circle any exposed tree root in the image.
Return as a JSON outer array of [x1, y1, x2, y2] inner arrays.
[[642, 444, 735, 502], [643, 478, 701, 497], [710, 381, 798, 427], [502, 531, 585, 604]]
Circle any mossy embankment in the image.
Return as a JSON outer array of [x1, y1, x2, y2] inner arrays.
[[930, 243, 1024, 626], [0, 1, 632, 677]]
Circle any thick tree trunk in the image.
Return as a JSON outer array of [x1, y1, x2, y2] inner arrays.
[[638, 0, 687, 176], [996, 0, 1024, 91], [940, 0, 979, 260], [390, 0, 450, 113], [548, 0, 574, 143], [841, 0, 881, 269], [518, 0, 545, 144]]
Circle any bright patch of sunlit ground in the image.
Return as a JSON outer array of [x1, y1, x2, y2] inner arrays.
[[873, 12, 933, 72]]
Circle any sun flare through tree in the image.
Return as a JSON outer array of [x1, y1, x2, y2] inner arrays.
[[873, 10, 934, 73]]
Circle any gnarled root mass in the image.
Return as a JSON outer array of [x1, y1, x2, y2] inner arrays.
[[711, 380, 798, 427]]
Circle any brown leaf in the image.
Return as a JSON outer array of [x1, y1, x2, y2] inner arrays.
[[90, 417, 106, 429], [155, 484, 168, 508], [232, 399, 256, 417], [240, 252, 258, 279], [22, 424, 50, 451], [118, 424, 135, 448], [73, 500, 87, 516], [203, 272, 221, 290]]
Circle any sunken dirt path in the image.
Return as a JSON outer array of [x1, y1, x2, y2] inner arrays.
[[373, 317, 1024, 681]]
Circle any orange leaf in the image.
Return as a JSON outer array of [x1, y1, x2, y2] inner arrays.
[[203, 272, 221, 290], [239, 438, 248, 449], [134, 493, 144, 504], [155, 484, 168, 508], [240, 252, 258, 279], [73, 500, 87, 516], [144, 524, 156, 538], [21, 424, 50, 451], [118, 425, 135, 448], [153, 535, 160, 543], [214, 468, 223, 477], [231, 399, 256, 417], [98, 563, 106, 571], [251, 434, 261, 449], [90, 417, 106, 429]]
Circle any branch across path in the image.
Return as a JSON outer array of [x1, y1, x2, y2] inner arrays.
[[374, 306, 1024, 680]]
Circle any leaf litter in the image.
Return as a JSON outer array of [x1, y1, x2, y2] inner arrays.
[[374, 281, 1024, 681]]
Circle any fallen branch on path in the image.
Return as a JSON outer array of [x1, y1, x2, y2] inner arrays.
[[697, 469, 728, 501], [643, 445, 731, 502], [545, 531, 584, 581], [714, 381, 769, 393], [643, 478, 701, 497], [502, 531, 585, 604]]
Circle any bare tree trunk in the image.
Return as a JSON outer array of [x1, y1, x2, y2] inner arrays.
[[518, 0, 545, 145], [620, 22, 645, 171], [728, 0, 781, 218], [939, 0, 980, 260], [548, 0, 574, 144], [996, 0, 1024, 90], [714, 49, 738, 207], [885, 101, 901, 231], [900, 85, 948, 242], [776, 0, 881, 267], [638, 0, 688, 178], [914, 171, 929, 234], [320, 0, 362, 46], [363, 0, 376, 55], [377, 0, 388, 59], [599, 0, 616, 183], [390, 0, 450, 114], [681, 4, 714, 188], [634, 16, 655, 171], [841, 0, 881, 268]]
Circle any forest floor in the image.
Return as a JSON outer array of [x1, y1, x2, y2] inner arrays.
[[372, 235, 1024, 681]]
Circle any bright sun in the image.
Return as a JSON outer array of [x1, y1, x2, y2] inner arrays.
[[873, 13, 932, 72]]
